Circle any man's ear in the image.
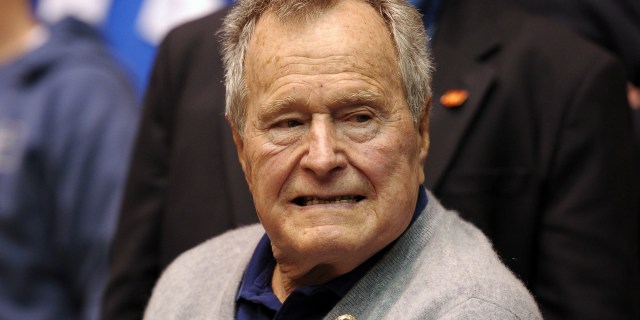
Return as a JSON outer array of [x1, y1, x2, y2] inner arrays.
[[227, 115, 252, 190], [417, 97, 431, 184]]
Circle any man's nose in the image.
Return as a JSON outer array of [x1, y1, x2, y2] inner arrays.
[[300, 118, 346, 176]]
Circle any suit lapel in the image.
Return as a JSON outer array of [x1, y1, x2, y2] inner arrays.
[[425, 53, 496, 190], [424, 0, 504, 191]]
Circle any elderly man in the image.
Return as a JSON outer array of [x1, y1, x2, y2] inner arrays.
[[143, 0, 541, 318]]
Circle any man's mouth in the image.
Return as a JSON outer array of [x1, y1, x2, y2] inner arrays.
[[293, 195, 365, 206]]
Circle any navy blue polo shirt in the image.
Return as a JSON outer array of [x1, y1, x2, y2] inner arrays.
[[236, 186, 428, 320]]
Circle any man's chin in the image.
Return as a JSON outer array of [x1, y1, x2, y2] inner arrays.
[[284, 228, 370, 259]]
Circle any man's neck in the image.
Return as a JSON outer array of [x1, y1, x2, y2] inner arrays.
[[271, 264, 294, 302], [0, 3, 39, 65], [271, 261, 348, 302]]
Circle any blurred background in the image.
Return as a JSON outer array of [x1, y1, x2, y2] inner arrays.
[[31, 0, 640, 108], [32, 0, 232, 97], [7, 1, 636, 319]]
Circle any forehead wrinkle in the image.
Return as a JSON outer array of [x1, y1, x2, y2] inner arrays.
[[257, 76, 391, 115], [261, 55, 366, 79], [269, 53, 400, 94]]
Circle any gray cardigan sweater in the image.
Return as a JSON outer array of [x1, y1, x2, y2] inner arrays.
[[144, 193, 542, 319]]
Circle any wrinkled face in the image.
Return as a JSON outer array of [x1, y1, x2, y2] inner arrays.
[[234, 0, 429, 267]]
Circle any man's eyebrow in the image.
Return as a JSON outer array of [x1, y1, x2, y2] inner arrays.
[[262, 95, 298, 116], [328, 89, 384, 106]]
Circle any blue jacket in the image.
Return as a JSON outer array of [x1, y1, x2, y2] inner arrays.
[[0, 18, 138, 319]]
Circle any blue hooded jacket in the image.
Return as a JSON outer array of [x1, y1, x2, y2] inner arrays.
[[0, 18, 139, 320]]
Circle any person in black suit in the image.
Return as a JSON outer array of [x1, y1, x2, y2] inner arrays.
[[423, 0, 639, 318], [513, 0, 640, 141], [100, 7, 257, 320], [102, 1, 639, 319], [512, 0, 640, 87]]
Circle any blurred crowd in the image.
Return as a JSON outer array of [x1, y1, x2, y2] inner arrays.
[[0, 0, 638, 319]]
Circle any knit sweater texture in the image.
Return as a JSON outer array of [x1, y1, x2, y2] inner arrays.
[[144, 193, 542, 319]]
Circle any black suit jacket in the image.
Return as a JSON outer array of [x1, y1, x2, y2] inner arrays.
[[101, 8, 258, 320], [513, 0, 640, 85], [102, 2, 639, 319], [426, 0, 639, 318]]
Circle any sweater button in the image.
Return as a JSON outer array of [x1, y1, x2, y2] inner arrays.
[[336, 315, 357, 320]]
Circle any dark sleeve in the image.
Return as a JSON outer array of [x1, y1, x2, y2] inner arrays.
[[100, 29, 180, 320], [535, 53, 640, 319], [513, 0, 640, 85]]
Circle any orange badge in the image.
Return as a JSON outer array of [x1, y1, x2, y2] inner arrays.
[[440, 89, 469, 108]]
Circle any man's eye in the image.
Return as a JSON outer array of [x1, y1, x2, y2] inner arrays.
[[275, 119, 303, 128], [286, 120, 303, 127], [352, 114, 372, 123]]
